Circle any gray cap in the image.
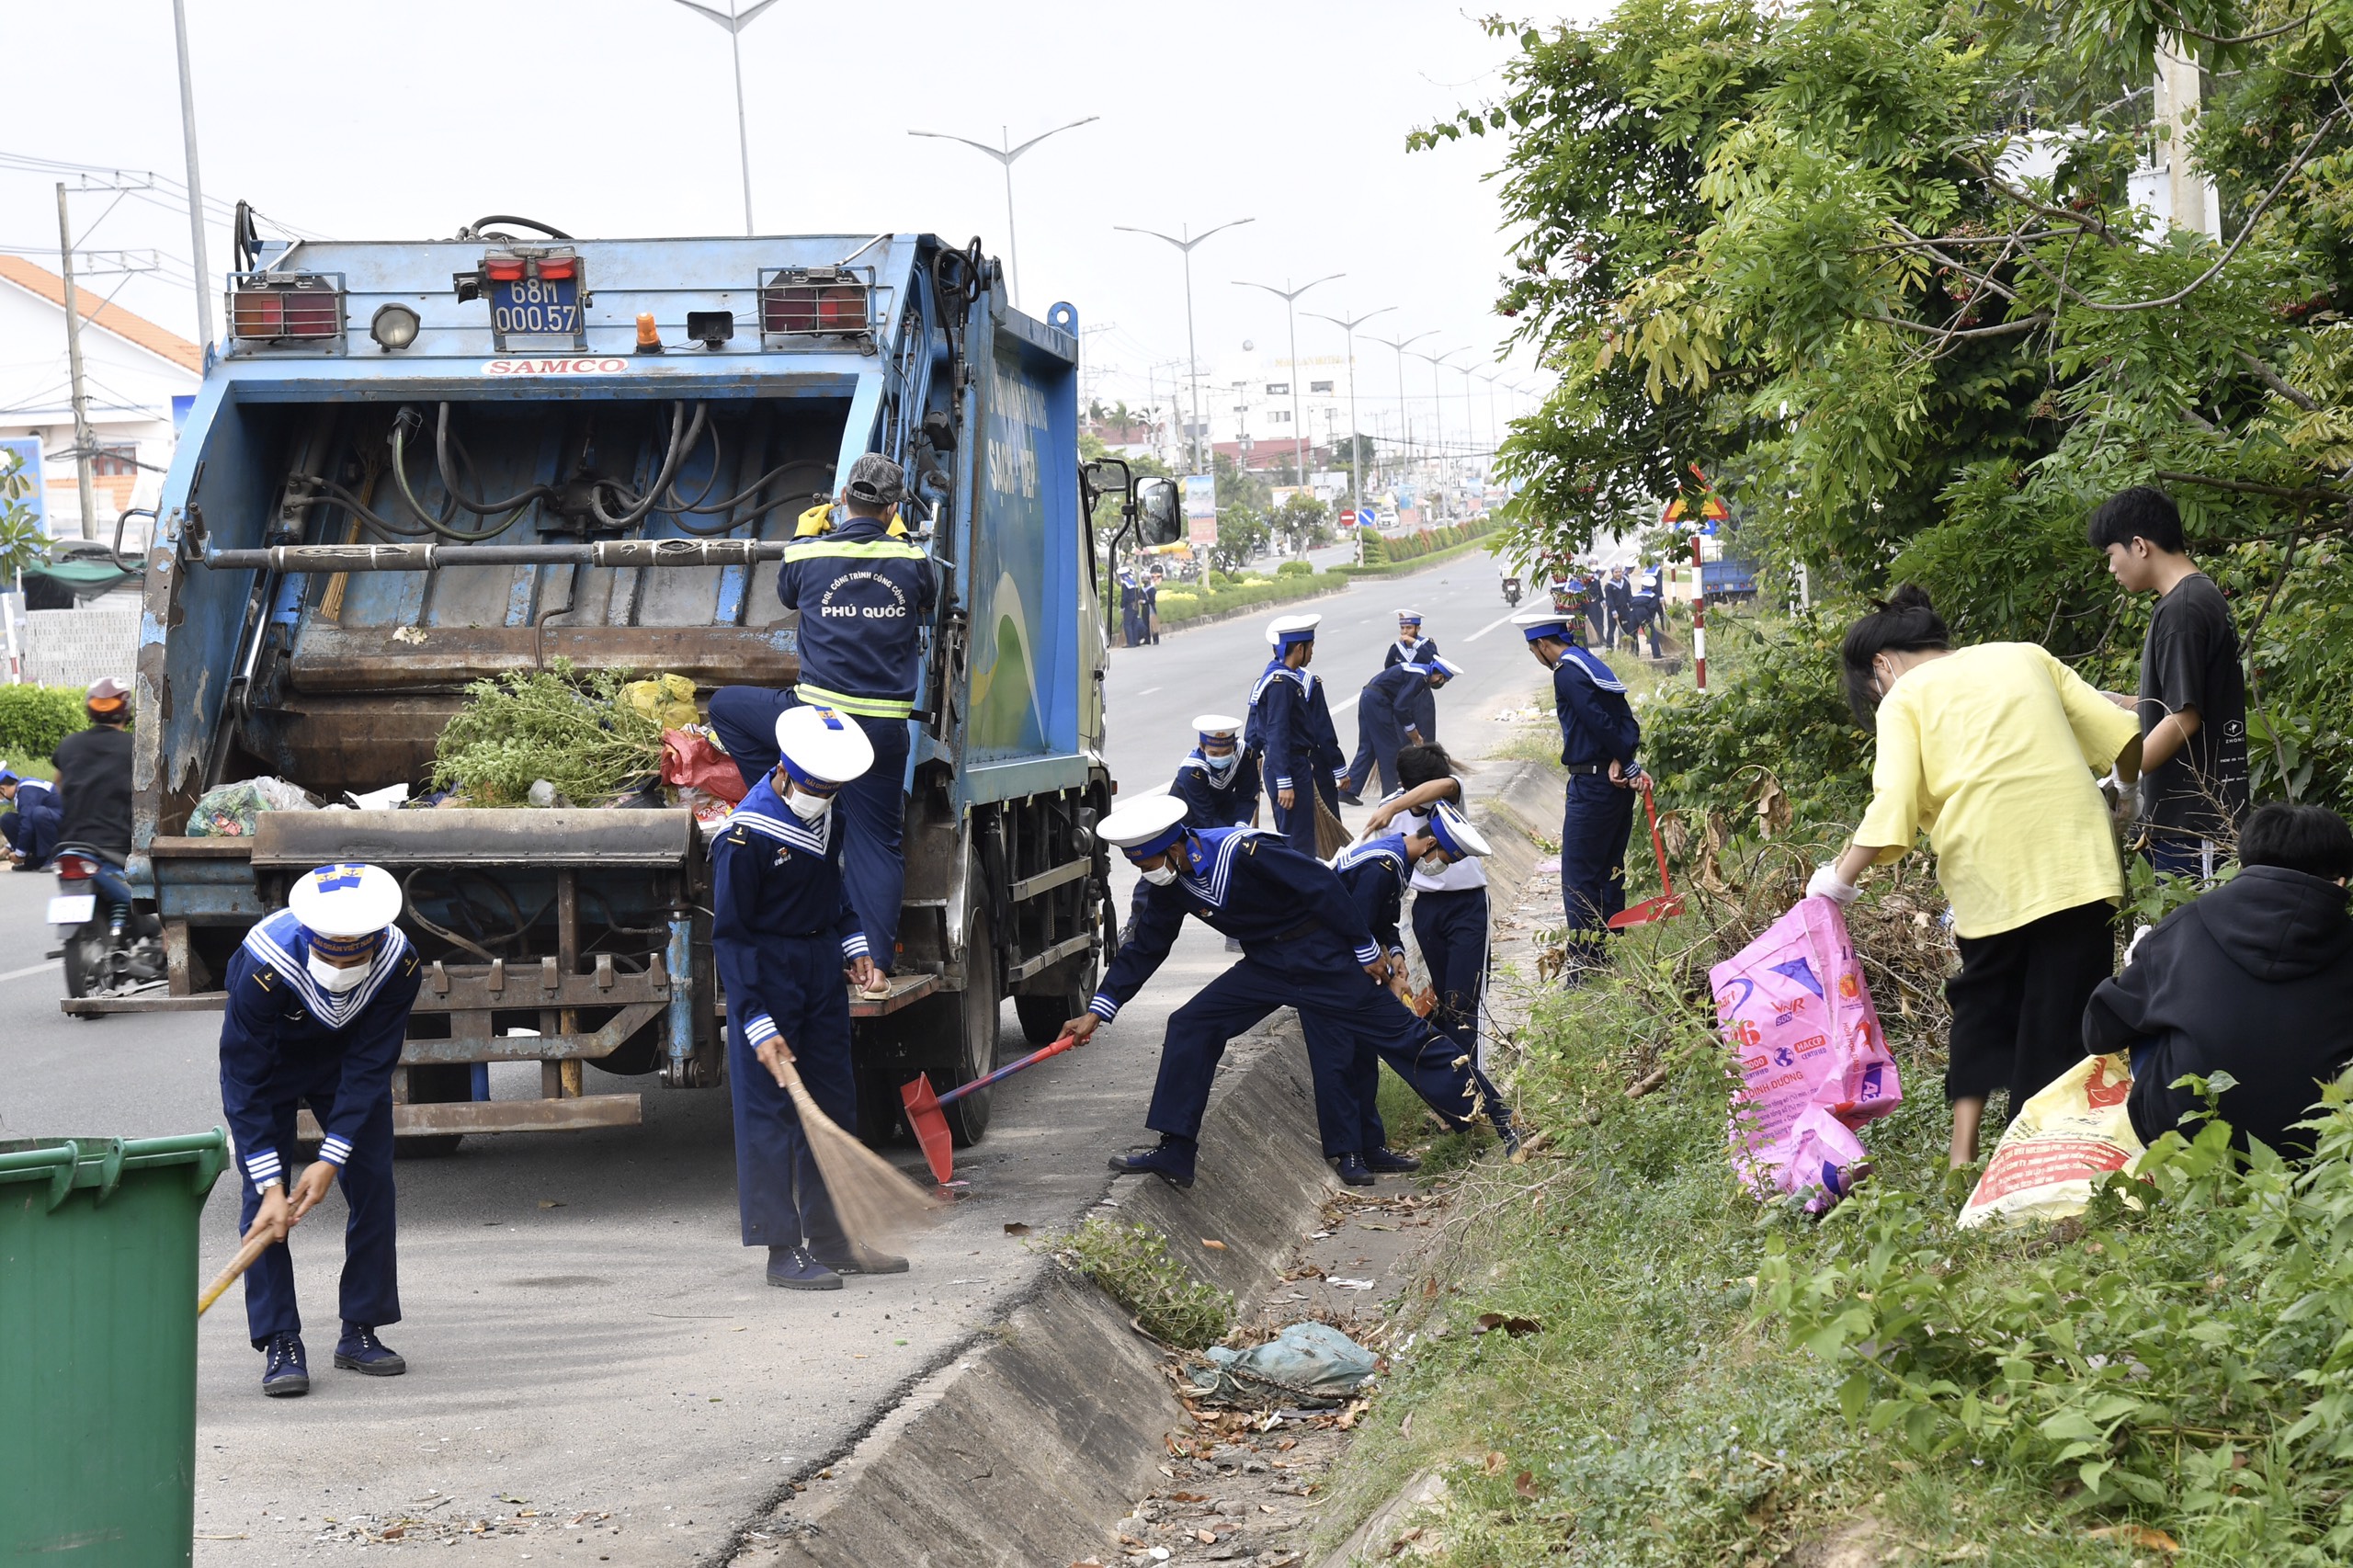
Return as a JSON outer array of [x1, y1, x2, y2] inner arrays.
[[843, 452, 906, 506]]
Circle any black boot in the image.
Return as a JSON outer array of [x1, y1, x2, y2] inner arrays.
[[1108, 1134, 1197, 1188]]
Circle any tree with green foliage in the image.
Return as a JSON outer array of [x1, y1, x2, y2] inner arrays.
[[0, 450, 47, 585], [1427, 0, 2353, 808], [1273, 492, 1332, 558], [1212, 505, 1270, 573]]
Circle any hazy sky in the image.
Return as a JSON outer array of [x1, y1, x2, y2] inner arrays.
[[0, 0, 1586, 437]]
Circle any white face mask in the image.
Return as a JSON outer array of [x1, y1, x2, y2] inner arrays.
[[1201, 750, 1238, 777], [786, 788, 834, 822], [309, 952, 371, 993], [1138, 862, 1179, 887], [1417, 852, 1451, 876]]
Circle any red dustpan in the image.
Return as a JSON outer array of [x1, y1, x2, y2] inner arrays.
[[901, 1033, 1082, 1185], [1608, 777, 1686, 929]]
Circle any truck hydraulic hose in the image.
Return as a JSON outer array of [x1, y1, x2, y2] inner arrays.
[[386, 414, 532, 543], [429, 403, 566, 517], [585, 402, 703, 530]]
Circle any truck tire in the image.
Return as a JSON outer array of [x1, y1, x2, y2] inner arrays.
[[1013, 994, 1074, 1048], [395, 1063, 470, 1159], [942, 904, 1001, 1146]]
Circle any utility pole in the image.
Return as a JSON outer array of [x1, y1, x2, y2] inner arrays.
[[56, 185, 98, 541], [1115, 219, 1254, 475], [1364, 330, 1433, 490], [1408, 347, 1467, 517], [667, 0, 784, 235], [914, 119, 1098, 307], [170, 0, 214, 354], [1307, 305, 1393, 512], [1234, 274, 1341, 495]]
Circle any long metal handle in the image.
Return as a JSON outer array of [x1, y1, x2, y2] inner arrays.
[[937, 1033, 1078, 1108]]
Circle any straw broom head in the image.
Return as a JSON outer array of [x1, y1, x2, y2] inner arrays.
[[774, 1056, 947, 1243]]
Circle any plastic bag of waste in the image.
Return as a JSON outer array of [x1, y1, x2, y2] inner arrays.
[[1711, 895, 1900, 1199], [1186, 1322, 1378, 1407], [1959, 1052, 2146, 1230], [620, 674, 700, 732], [660, 727, 747, 804], [187, 777, 320, 837]]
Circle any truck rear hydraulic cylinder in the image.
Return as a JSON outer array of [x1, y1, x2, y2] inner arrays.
[[197, 540, 792, 574]]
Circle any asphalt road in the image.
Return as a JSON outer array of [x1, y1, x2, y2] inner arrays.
[[0, 549, 1546, 1566]]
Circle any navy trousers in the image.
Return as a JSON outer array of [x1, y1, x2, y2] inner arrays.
[[710, 686, 913, 970], [1342, 709, 1409, 800], [233, 1058, 398, 1348], [1562, 774, 1635, 969], [1268, 769, 1338, 858], [3, 803, 56, 867], [716, 933, 855, 1253], [1412, 886, 1489, 1059], [1303, 983, 1498, 1155]]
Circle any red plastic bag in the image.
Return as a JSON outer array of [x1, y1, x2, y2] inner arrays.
[[660, 728, 746, 804]]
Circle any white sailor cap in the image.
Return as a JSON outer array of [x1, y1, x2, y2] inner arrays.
[[289, 862, 403, 941], [1429, 656, 1463, 679], [1266, 613, 1322, 649], [1099, 794, 1192, 859], [1511, 608, 1581, 642], [1426, 803, 1491, 860], [1193, 713, 1244, 741], [774, 704, 877, 787], [1396, 608, 1424, 624]]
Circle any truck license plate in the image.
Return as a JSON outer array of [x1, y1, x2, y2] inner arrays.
[[489, 274, 583, 349], [48, 894, 95, 926]]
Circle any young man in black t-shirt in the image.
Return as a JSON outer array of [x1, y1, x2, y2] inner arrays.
[[51, 676, 140, 932], [2087, 486, 2249, 879]]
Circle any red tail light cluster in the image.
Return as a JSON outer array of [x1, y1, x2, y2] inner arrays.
[[54, 854, 95, 882], [482, 250, 577, 283], [228, 273, 345, 344], [759, 267, 871, 339]]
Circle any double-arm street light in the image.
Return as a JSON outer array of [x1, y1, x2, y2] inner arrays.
[[909, 117, 1098, 307], [1306, 305, 1394, 508], [1363, 330, 1434, 482], [1407, 347, 1470, 514], [1116, 219, 1255, 474], [667, 0, 784, 235], [1233, 273, 1341, 494]]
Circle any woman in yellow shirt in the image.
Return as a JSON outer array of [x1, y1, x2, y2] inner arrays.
[[1809, 586, 2143, 1166]]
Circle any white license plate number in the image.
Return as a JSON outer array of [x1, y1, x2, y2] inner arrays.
[[49, 894, 96, 926]]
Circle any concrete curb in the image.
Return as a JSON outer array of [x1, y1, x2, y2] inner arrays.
[[723, 770, 1563, 1568]]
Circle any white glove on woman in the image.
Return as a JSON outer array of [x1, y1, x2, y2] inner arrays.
[[1806, 864, 1860, 905]]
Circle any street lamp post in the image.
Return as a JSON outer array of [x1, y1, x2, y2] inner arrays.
[[668, 0, 784, 235], [1233, 273, 1341, 496], [1306, 305, 1393, 513], [1407, 347, 1468, 517], [910, 117, 1099, 307], [1363, 330, 1434, 488], [169, 0, 213, 354], [1115, 219, 1255, 475]]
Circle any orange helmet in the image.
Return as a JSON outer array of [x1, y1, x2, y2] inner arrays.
[[85, 676, 131, 719]]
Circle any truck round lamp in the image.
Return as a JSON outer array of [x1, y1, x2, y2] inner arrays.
[[369, 303, 421, 351]]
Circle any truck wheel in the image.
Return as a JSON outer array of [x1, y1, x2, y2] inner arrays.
[[943, 905, 1001, 1146], [1013, 994, 1076, 1047], [395, 1063, 470, 1159], [856, 1069, 908, 1145]]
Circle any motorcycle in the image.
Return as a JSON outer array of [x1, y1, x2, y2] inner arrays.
[[50, 845, 165, 1009], [1502, 575, 1523, 607]]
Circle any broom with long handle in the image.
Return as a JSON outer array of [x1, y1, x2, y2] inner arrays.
[[768, 1050, 946, 1243], [198, 1231, 275, 1317]]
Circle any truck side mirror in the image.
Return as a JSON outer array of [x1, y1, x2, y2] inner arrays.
[[1136, 478, 1183, 547]]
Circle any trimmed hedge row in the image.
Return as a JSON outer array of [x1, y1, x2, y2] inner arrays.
[[0, 685, 88, 761], [1356, 517, 1495, 565], [1154, 570, 1347, 626]]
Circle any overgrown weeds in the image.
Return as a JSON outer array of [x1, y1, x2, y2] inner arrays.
[[1058, 1218, 1236, 1350]]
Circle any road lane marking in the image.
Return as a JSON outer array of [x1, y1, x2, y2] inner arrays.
[[1, 960, 61, 983], [1135, 687, 1162, 697], [1462, 612, 1518, 643], [1330, 695, 1360, 715]]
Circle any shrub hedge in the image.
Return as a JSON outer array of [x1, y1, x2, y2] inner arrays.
[[0, 685, 89, 761]]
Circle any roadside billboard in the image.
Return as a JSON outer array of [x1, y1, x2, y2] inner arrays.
[[1183, 473, 1216, 548]]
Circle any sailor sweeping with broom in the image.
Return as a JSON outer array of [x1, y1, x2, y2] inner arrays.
[[714, 703, 922, 1290]]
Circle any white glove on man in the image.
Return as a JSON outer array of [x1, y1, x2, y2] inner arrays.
[[1806, 864, 1860, 905]]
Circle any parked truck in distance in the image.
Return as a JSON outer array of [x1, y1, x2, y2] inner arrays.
[[113, 217, 1182, 1152]]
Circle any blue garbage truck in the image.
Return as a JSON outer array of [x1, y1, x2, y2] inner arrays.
[[107, 217, 1180, 1150]]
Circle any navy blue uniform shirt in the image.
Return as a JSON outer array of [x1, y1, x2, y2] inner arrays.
[[1088, 828, 1380, 1023], [775, 516, 938, 717], [1554, 647, 1641, 768], [220, 911, 421, 1197], [1362, 663, 1434, 737], [1247, 661, 1346, 794], [1332, 833, 1414, 960], [1381, 636, 1440, 669], [710, 774, 868, 1051], [1170, 747, 1263, 829]]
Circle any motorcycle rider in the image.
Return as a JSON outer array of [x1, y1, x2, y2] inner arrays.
[[51, 676, 137, 936]]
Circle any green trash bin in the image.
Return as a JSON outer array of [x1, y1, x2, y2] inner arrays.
[[0, 1131, 228, 1566]]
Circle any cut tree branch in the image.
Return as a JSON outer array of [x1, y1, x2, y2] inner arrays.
[[2237, 350, 2321, 411]]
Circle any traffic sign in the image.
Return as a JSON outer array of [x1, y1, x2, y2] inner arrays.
[[1355, 507, 1375, 528]]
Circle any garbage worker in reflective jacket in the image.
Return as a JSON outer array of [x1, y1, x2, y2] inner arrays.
[[1313, 803, 1514, 1183], [1514, 609, 1642, 978], [1067, 796, 1452, 1188], [220, 862, 420, 1398], [709, 453, 936, 995], [712, 703, 908, 1292], [1246, 614, 1346, 858]]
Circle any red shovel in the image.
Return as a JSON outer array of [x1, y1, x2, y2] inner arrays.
[[1608, 777, 1686, 929], [901, 1034, 1082, 1185]]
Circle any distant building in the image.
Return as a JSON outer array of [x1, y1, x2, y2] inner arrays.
[[0, 256, 202, 549]]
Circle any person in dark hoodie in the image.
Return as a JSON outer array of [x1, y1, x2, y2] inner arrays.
[[2083, 802, 2353, 1157]]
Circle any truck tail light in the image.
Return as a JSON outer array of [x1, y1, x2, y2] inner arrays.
[[227, 273, 346, 344], [759, 267, 872, 339], [483, 253, 528, 282], [535, 256, 576, 281]]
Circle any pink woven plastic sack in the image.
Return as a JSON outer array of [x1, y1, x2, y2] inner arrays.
[[1710, 896, 1900, 1199]]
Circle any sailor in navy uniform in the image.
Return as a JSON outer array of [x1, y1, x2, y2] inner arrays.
[[0, 765, 61, 869], [712, 704, 906, 1291], [1169, 714, 1262, 829], [1340, 656, 1459, 804], [1314, 802, 1513, 1181], [219, 862, 420, 1398], [1380, 609, 1442, 744], [1068, 796, 1450, 1188], [1514, 609, 1642, 976], [1246, 614, 1346, 858], [1627, 564, 1665, 657]]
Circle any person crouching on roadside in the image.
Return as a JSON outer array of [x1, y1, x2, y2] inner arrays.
[[2085, 802, 2353, 1158], [1806, 585, 2143, 1168]]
